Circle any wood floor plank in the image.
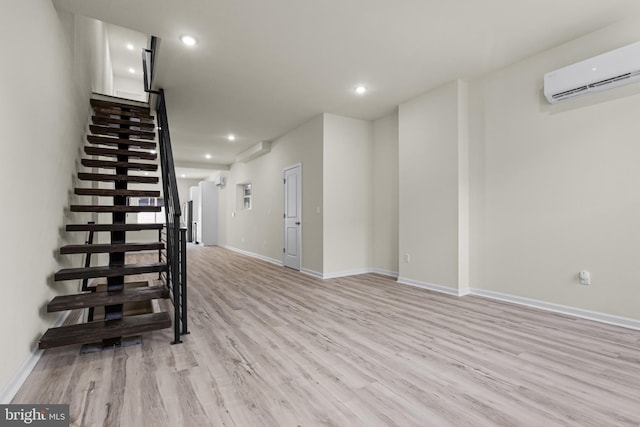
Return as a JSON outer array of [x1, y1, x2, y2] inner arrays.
[[12, 246, 640, 426]]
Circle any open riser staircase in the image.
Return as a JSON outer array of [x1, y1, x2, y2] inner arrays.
[[39, 98, 172, 349]]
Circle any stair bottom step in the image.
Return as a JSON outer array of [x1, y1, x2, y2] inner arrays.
[[39, 312, 171, 349], [47, 284, 168, 312]]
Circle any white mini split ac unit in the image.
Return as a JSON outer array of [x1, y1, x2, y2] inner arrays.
[[544, 41, 640, 103], [213, 176, 226, 187]]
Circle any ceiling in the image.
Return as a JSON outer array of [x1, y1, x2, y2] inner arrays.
[[54, 0, 640, 179]]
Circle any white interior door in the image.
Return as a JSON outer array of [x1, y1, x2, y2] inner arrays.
[[283, 164, 302, 270]]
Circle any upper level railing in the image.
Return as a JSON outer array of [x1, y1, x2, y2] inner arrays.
[[143, 37, 188, 344]]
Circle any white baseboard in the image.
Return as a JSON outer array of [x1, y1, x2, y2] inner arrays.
[[300, 268, 323, 279], [393, 277, 640, 330], [471, 288, 640, 331], [323, 268, 373, 280], [219, 248, 639, 331], [310, 268, 399, 280], [372, 268, 399, 278], [220, 246, 399, 281], [397, 277, 469, 297], [1, 311, 70, 404], [316, 268, 399, 280], [221, 245, 283, 267]]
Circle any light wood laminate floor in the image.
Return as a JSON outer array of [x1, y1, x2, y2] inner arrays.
[[13, 245, 640, 426]]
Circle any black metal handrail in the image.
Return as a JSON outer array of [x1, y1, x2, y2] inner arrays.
[[143, 36, 188, 344], [142, 37, 157, 94], [82, 221, 97, 322]]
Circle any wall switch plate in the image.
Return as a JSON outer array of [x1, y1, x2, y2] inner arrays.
[[579, 270, 591, 285], [404, 253, 411, 263]]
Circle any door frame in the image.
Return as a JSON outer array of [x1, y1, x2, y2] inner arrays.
[[282, 163, 302, 270]]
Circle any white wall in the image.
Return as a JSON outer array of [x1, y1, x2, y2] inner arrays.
[[469, 19, 640, 319], [0, 1, 102, 400], [372, 112, 399, 275], [220, 113, 380, 277], [220, 115, 324, 272], [177, 178, 201, 208], [323, 114, 373, 276], [101, 23, 114, 95], [113, 75, 145, 102], [398, 80, 469, 293], [75, 16, 113, 96], [198, 181, 219, 245]]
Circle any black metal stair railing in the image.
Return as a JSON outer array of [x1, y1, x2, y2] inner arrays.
[[143, 37, 189, 344], [82, 221, 97, 322]]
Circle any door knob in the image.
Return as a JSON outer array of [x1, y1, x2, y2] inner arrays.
[[295, 221, 301, 225]]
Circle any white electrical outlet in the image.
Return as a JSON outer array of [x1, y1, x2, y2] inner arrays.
[[404, 253, 411, 263], [579, 270, 591, 285]]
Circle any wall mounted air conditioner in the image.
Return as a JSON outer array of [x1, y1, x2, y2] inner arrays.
[[213, 176, 226, 187], [544, 41, 640, 103]]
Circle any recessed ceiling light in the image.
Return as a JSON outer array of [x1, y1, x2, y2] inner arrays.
[[150, 150, 156, 154], [180, 35, 197, 46], [355, 85, 367, 95], [144, 172, 149, 176], [128, 68, 135, 74], [592, 67, 597, 71], [181, 174, 186, 178], [227, 134, 236, 141], [205, 154, 212, 159], [126, 43, 134, 50]]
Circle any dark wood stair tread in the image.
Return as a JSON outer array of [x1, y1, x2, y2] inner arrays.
[[47, 286, 169, 312], [78, 172, 158, 184], [85, 280, 149, 289], [92, 115, 155, 129], [39, 312, 171, 349], [92, 107, 154, 120], [60, 242, 164, 254], [75, 188, 160, 197], [81, 158, 158, 171], [55, 262, 166, 281], [70, 205, 161, 213], [90, 98, 151, 114], [85, 146, 157, 160], [66, 223, 164, 232], [90, 125, 155, 140], [87, 135, 156, 150]]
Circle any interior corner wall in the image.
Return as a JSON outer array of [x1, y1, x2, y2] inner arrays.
[[0, 2, 96, 400], [100, 19, 113, 95], [398, 81, 467, 291], [75, 15, 113, 96], [372, 111, 399, 275], [177, 178, 202, 208], [322, 114, 373, 276], [220, 115, 324, 273], [468, 19, 640, 320]]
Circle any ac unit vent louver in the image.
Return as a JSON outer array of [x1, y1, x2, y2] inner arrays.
[[544, 41, 640, 103]]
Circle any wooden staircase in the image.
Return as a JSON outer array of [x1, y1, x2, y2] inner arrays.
[[39, 98, 171, 350]]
